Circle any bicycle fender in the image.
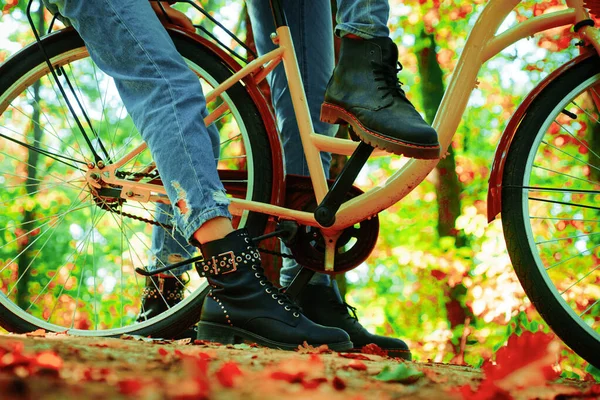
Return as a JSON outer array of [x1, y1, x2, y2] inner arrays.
[[486, 51, 595, 223]]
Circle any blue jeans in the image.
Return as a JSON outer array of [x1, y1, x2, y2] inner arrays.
[[44, 0, 389, 284]]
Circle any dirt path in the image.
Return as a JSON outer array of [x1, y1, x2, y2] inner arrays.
[[0, 333, 596, 400]]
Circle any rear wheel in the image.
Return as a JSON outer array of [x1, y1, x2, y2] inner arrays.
[[0, 29, 273, 337], [502, 55, 600, 367]]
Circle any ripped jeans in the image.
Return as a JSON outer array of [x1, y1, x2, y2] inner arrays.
[[44, 0, 389, 286]]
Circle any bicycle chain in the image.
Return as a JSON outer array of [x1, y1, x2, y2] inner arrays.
[[101, 170, 295, 260]]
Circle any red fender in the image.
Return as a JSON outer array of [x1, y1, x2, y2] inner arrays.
[[167, 26, 285, 208], [487, 51, 595, 223]]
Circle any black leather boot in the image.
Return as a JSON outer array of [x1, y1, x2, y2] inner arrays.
[[195, 229, 353, 351], [297, 281, 411, 360], [321, 36, 440, 159], [136, 274, 186, 322]]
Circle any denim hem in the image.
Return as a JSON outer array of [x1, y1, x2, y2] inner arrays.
[[335, 25, 388, 40]]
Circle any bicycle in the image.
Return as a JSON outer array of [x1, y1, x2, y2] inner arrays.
[[0, 0, 599, 368]]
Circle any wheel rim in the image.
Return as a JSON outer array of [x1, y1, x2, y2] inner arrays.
[[0, 45, 255, 335], [520, 73, 600, 343]]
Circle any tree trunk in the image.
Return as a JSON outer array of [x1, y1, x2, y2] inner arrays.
[[415, 29, 463, 245]]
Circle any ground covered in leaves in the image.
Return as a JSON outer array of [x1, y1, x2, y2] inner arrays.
[[0, 331, 598, 400]]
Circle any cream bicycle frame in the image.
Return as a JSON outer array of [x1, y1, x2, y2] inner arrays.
[[94, 0, 600, 270]]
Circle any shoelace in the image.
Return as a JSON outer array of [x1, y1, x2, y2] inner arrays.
[[252, 265, 303, 316], [331, 300, 360, 323], [372, 60, 406, 100]]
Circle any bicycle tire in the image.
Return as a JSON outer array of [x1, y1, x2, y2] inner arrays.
[[0, 28, 273, 338], [502, 55, 600, 368]]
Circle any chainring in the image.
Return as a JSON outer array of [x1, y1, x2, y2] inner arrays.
[[283, 175, 379, 274]]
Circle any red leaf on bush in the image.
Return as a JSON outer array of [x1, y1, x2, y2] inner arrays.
[[339, 353, 371, 361], [361, 344, 388, 357], [215, 362, 243, 388], [117, 379, 144, 395], [431, 269, 447, 280], [332, 376, 346, 391]]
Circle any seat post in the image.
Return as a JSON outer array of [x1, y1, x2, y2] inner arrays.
[[269, 0, 288, 27]]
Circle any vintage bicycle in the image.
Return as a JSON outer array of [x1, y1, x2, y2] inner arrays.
[[0, 0, 599, 367]]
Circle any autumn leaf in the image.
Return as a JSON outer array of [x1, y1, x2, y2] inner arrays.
[[297, 341, 331, 354], [332, 375, 346, 391], [25, 329, 46, 338], [361, 343, 388, 357], [345, 360, 368, 371], [374, 364, 425, 384], [117, 379, 144, 396], [270, 370, 305, 383], [339, 353, 372, 361], [215, 362, 243, 388]]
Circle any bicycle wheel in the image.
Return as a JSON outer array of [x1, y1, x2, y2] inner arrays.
[[0, 28, 273, 337], [502, 55, 600, 368]]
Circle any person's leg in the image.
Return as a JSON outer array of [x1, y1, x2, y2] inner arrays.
[[335, 0, 390, 39], [45, 0, 350, 349], [321, 0, 440, 159], [249, 0, 412, 358], [247, 0, 335, 288]]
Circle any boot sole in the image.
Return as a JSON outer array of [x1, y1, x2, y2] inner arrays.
[[320, 102, 441, 160], [196, 321, 354, 352]]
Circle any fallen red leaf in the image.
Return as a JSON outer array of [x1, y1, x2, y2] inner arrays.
[[215, 362, 243, 388], [34, 351, 63, 371], [456, 331, 560, 399], [25, 329, 46, 338], [361, 343, 388, 357], [301, 377, 328, 389], [297, 341, 331, 354], [117, 379, 144, 396], [158, 348, 169, 357], [345, 360, 367, 371], [270, 370, 305, 383], [339, 353, 372, 361], [332, 376, 346, 391]]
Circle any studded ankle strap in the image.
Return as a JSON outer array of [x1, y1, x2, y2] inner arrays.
[[195, 250, 240, 277]]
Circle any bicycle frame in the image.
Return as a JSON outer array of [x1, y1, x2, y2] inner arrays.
[[92, 0, 600, 271]]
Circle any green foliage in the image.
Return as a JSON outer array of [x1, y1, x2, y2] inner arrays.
[[375, 363, 425, 383]]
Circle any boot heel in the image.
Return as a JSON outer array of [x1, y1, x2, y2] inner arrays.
[[196, 321, 238, 344], [320, 103, 348, 125]]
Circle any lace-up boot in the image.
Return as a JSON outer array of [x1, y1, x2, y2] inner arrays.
[[195, 229, 353, 351], [321, 36, 440, 159], [136, 274, 186, 322], [297, 281, 411, 360]]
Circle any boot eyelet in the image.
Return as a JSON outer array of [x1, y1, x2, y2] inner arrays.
[[266, 288, 272, 294], [293, 312, 300, 318], [260, 281, 266, 286], [254, 273, 261, 278], [272, 294, 278, 299], [278, 300, 284, 305], [284, 306, 291, 311]]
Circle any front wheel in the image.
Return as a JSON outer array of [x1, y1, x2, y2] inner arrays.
[[0, 29, 274, 337], [502, 55, 600, 368]]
